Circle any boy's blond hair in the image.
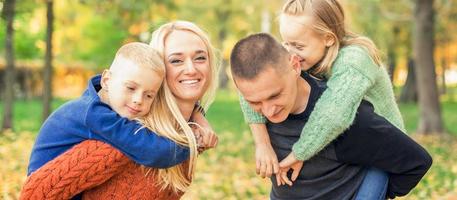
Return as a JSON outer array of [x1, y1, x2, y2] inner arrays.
[[111, 42, 165, 77], [281, 0, 382, 76]]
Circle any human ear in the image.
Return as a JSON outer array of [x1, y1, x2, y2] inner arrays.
[[100, 69, 111, 91], [324, 33, 336, 47], [289, 54, 302, 75]]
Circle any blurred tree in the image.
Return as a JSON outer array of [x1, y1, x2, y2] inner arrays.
[[42, 0, 53, 121], [435, 0, 455, 95], [414, 0, 443, 134], [178, 0, 280, 88], [400, 57, 418, 102], [1, 0, 16, 131]]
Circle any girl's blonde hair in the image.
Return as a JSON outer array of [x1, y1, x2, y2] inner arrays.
[[281, 0, 382, 76], [137, 21, 219, 193]]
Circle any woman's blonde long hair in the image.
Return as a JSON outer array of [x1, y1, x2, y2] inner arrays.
[[282, 0, 382, 76], [136, 21, 219, 193]]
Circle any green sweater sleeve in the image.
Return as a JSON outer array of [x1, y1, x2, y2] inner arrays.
[[239, 94, 267, 124], [292, 47, 378, 161]]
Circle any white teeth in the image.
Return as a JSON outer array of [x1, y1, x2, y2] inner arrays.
[[180, 79, 199, 84]]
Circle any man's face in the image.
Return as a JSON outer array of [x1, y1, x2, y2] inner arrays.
[[236, 65, 300, 123]]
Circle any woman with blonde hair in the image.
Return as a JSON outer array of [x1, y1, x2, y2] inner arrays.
[[20, 20, 219, 200]]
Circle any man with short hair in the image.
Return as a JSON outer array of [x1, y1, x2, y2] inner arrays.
[[230, 33, 432, 199]]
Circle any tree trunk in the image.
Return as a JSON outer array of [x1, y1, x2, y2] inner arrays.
[[387, 49, 396, 83], [400, 58, 418, 103], [216, 7, 230, 89], [1, 0, 16, 131], [387, 26, 400, 83], [440, 53, 446, 95], [413, 0, 443, 134], [42, 0, 54, 121]]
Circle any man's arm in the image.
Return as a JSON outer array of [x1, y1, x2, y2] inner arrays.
[[85, 101, 189, 168], [333, 101, 432, 199]]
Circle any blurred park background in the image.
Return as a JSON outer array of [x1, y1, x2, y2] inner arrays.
[[1, 0, 457, 199]]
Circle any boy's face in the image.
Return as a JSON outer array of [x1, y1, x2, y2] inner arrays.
[[235, 56, 302, 123], [102, 57, 163, 119]]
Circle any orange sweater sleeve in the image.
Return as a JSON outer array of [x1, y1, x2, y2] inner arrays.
[[20, 140, 130, 200]]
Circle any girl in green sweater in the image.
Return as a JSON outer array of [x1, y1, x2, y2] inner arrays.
[[241, 0, 405, 179]]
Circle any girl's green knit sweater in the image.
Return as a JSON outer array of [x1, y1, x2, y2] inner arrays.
[[239, 45, 405, 161]]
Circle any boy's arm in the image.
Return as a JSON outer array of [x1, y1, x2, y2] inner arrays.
[[20, 140, 129, 200], [239, 95, 279, 177], [333, 101, 432, 199], [85, 101, 189, 168]]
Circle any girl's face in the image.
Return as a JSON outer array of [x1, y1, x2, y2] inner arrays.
[[279, 14, 332, 71], [164, 30, 211, 103]]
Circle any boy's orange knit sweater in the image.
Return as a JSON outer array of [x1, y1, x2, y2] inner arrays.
[[20, 140, 188, 200]]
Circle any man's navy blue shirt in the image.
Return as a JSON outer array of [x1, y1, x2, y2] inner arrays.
[[28, 75, 189, 175]]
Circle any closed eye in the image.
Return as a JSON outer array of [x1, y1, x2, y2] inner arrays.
[[169, 59, 183, 64], [194, 55, 207, 63]]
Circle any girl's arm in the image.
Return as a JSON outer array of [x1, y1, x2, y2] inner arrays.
[[292, 48, 378, 161], [239, 95, 266, 124], [239, 95, 279, 177], [20, 140, 129, 200]]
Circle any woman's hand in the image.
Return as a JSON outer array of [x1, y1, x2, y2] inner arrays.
[[189, 122, 218, 153]]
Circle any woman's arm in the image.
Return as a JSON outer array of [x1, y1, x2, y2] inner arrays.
[[20, 140, 130, 200]]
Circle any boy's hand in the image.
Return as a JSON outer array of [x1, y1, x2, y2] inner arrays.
[[255, 143, 279, 178]]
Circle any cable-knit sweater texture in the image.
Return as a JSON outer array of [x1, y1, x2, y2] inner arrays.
[[20, 140, 186, 200], [240, 45, 405, 161]]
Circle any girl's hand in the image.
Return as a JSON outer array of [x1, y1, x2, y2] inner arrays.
[[276, 152, 303, 186]]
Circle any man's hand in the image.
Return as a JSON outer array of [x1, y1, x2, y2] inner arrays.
[[255, 143, 279, 178], [276, 152, 303, 186]]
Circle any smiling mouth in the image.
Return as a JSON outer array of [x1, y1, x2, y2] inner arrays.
[[126, 106, 141, 114], [179, 79, 201, 84]]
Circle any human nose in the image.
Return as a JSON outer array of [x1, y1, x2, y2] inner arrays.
[[261, 102, 276, 118], [184, 59, 197, 74], [132, 92, 143, 105]]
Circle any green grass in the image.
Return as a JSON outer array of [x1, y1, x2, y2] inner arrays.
[[0, 98, 66, 133], [399, 101, 457, 135]]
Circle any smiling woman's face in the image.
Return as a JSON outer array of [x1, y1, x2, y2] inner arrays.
[[164, 30, 211, 103]]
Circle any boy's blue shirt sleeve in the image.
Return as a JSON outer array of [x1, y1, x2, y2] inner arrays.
[[85, 100, 190, 168]]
